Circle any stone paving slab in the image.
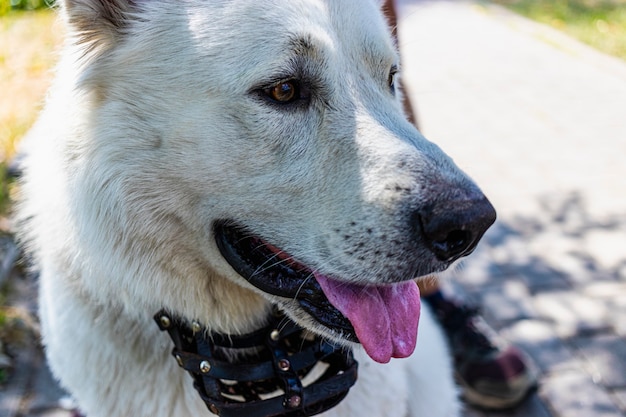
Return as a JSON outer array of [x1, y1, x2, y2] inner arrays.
[[540, 371, 624, 417], [612, 390, 626, 414], [572, 334, 626, 389]]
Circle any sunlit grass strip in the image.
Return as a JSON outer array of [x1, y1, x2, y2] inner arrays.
[[492, 0, 626, 60], [0, 9, 62, 163]]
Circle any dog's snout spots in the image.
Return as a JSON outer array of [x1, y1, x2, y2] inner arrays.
[[415, 195, 496, 263], [337, 222, 401, 270]]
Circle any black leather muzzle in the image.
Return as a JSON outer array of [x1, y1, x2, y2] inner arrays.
[[155, 309, 358, 417]]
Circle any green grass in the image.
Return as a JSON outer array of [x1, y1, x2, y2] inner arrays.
[[491, 0, 626, 60], [1, 0, 54, 16]]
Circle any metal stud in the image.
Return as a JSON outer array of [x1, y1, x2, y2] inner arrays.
[[270, 329, 280, 341], [208, 403, 220, 415], [285, 394, 302, 408], [278, 359, 291, 372], [200, 360, 211, 373], [191, 321, 202, 334], [159, 315, 171, 328], [175, 354, 183, 367]]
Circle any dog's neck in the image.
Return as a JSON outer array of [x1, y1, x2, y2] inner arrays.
[[154, 309, 358, 417]]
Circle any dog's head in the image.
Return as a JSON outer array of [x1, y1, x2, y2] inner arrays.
[[53, 0, 495, 364]]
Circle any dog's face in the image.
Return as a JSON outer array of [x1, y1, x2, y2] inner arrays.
[[59, 0, 494, 363]]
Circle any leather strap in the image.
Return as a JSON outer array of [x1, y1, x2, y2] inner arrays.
[[154, 309, 358, 417]]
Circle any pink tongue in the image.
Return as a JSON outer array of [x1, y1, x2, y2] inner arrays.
[[314, 272, 421, 364]]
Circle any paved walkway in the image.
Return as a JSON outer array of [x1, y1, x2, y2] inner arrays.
[[396, 1, 626, 416], [2, 1, 626, 416]]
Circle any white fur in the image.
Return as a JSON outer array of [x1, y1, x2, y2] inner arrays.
[[16, 1, 472, 416]]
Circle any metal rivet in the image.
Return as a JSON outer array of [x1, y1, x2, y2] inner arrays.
[[209, 403, 220, 415], [159, 315, 171, 328], [200, 360, 211, 373], [270, 329, 280, 341], [278, 358, 290, 372], [191, 321, 201, 334], [175, 354, 183, 367], [285, 394, 302, 408]]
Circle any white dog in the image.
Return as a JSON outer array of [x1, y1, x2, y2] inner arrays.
[[17, 1, 496, 416]]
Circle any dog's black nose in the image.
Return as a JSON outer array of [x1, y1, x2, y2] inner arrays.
[[416, 195, 496, 263]]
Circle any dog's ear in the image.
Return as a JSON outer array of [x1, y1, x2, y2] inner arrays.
[[61, 0, 138, 51]]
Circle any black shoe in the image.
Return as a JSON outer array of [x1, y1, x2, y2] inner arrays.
[[429, 298, 538, 409]]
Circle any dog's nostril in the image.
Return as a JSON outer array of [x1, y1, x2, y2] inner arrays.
[[417, 195, 496, 263], [432, 230, 473, 258]]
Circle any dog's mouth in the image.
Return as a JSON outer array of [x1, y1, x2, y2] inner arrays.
[[214, 222, 421, 364]]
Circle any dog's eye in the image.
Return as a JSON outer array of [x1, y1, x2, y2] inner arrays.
[[267, 80, 299, 103], [388, 68, 398, 93]]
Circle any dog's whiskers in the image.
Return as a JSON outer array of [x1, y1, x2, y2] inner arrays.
[[250, 252, 290, 279]]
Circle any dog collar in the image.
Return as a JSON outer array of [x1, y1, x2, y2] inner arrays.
[[154, 309, 358, 417]]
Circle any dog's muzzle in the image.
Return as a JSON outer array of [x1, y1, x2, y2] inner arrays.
[[155, 309, 358, 417]]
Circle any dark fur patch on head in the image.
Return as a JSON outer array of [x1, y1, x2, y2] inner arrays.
[[63, 0, 139, 54]]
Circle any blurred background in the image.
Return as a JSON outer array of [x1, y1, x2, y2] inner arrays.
[[395, 0, 626, 416], [1, 0, 625, 416]]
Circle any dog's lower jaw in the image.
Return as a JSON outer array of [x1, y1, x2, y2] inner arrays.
[[213, 222, 422, 363]]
